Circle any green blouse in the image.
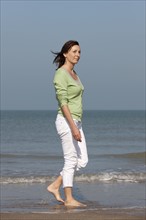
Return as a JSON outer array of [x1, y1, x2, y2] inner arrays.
[[53, 67, 84, 121]]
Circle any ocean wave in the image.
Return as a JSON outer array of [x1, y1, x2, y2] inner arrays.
[[89, 152, 146, 160], [75, 172, 146, 183], [1, 172, 146, 184], [1, 153, 62, 160], [114, 152, 146, 159]]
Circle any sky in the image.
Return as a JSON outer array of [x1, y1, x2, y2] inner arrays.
[[1, 0, 145, 110]]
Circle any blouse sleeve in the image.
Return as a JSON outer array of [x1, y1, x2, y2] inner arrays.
[[53, 70, 68, 107]]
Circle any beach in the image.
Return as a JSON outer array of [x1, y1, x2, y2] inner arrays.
[[1, 209, 145, 220]]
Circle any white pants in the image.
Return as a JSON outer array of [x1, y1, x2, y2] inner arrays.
[[55, 114, 88, 188]]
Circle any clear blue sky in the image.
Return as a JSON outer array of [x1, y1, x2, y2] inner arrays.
[[1, 0, 145, 110]]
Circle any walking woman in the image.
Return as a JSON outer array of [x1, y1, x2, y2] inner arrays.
[[48, 40, 88, 207]]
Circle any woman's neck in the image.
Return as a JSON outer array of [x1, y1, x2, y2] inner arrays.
[[63, 63, 74, 73], [62, 64, 78, 80]]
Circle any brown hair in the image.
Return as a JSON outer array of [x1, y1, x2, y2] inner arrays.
[[52, 40, 79, 69]]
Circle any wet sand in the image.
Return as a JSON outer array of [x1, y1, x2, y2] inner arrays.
[[1, 209, 145, 220]]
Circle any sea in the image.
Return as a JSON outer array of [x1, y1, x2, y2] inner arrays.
[[1, 110, 146, 213]]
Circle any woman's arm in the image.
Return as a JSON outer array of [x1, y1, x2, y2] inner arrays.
[[61, 105, 82, 142], [54, 70, 81, 141]]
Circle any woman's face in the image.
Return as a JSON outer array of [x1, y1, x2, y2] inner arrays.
[[64, 45, 81, 65]]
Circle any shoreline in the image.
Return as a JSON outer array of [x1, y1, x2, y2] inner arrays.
[[1, 208, 145, 220]]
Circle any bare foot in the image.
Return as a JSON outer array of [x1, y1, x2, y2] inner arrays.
[[64, 199, 86, 207], [47, 183, 64, 203]]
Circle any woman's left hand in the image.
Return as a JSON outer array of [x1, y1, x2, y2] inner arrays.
[[71, 125, 82, 142]]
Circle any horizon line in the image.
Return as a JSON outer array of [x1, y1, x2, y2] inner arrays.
[[0, 109, 145, 111]]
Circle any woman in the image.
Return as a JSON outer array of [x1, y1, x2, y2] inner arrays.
[[47, 40, 88, 207]]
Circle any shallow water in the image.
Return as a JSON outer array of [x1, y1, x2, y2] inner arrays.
[[1, 182, 145, 213]]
